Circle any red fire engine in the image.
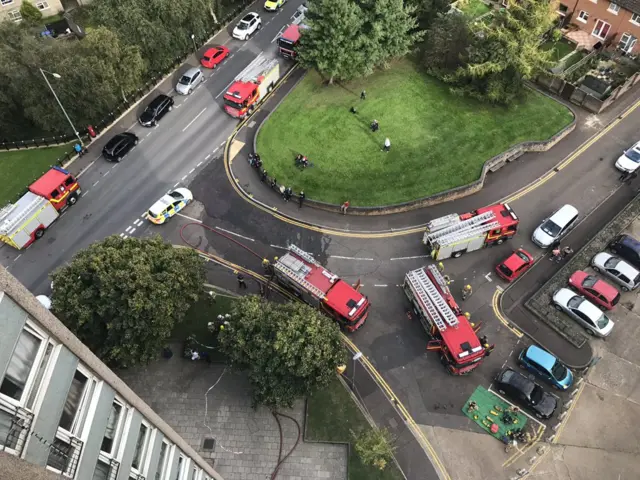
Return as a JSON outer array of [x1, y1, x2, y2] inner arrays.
[[29, 166, 82, 211], [273, 245, 370, 332], [223, 54, 280, 118], [404, 264, 487, 375], [277, 5, 308, 59], [423, 203, 519, 260]]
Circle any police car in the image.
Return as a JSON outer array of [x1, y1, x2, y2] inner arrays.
[[147, 188, 193, 224], [264, 0, 286, 11]]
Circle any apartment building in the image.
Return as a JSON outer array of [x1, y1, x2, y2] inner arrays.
[[0, 267, 224, 480], [0, 0, 64, 22], [561, 0, 639, 53]]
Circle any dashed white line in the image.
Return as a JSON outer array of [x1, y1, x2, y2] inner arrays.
[[134, 219, 143, 227], [14, 254, 22, 262], [77, 159, 97, 178], [189, 168, 195, 174], [92, 181, 100, 187], [111, 164, 118, 170], [82, 190, 90, 196], [146, 132, 152, 137], [219, 141, 225, 146], [119, 233, 125, 238], [126, 226, 134, 233], [177, 212, 202, 223], [389, 255, 431, 261], [271, 26, 286, 43], [205, 154, 211, 160], [216, 79, 235, 99], [103, 170, 110, 178], [138, 138, 145, 144], [330, 256, 374, 261], [197, 161, 204, 167], [129, 227, 136, 235], [174, 182, 180, 187], [141, 212, 147, 218], [213, 147, 219, 154], [123, 235, 129, 239], [374, 284, 388, 287], [182, 107, 207, 132], [181, 175, 187, 181], [216, 226, 255, 242]]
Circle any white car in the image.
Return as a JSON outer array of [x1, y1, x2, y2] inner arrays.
[[552, 288, 614, 337], [232, 12, 262, 40], [147, 188, 194, 224], [615, 140, 640, 173], [591, 252, 640, 292]]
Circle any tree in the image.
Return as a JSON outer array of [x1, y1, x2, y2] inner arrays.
[[445, 0, 556, 104], [19, 1, 43, 25], [421, 12, 473, 77], [352, 427, 397, 471], [217, 296, 346, 409], [50, 236, 205, 368], [406, 0, 451, 30]]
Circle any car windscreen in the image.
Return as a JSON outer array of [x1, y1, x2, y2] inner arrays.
[[604, 257, 620, 269], [278, 38, 295, 48], [625, 148, 640, 162], [224, 97, 244, 110], [237, 21, 249, 30], [551, 360, 567, 380], [179, 75, 192, 85], [515, 251, 530, 263], [582, 275, 598, 288], [596, 314, 609, 330], [203, 56, 212, 62], [530, 385, 543, 404], [498, 264, 513, 276], [540, 219, 561, 237], [567, 295, 583, 309]]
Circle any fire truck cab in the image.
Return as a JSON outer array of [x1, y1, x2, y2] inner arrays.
[[223, 54, 280, 118], [423, 203, 518, 260], [403, 264, 486, 375], [277, 5, 308, 58], [29, 166, 82, 211], [273, 245, 370, 331]]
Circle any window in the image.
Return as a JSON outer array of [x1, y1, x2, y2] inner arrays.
[[1, 0, 13, 5], [608, 2, 620, 13], [101, 400, 124, 454], [577, 10, 589, 23], [26, 342, 53, 409], [557, 3, 568, 15], [50, 189, 60, 199], [35, 1, 50, 10], [155, 441, 170, 480], [632, 13, 640, 25], [7, 9, 20, 21], [64, 177, 75, 187], [592, 19, 611, 39], [0, 329, 41, 402], [619, 33, 638, 52], [175, 455, 185, 480], [93, 460, 111, 480], [59, 370, 90, 432], [131, 422, 149, 471]]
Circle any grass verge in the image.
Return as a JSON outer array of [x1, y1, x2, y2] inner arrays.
[[306, 376, 404, 480], [541, 39, 576, 63], [256, 58, 573, 206], [459, 0, 491, 18], [0, 144, 73, 206]]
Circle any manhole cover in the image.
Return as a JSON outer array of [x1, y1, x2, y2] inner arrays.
[[202, 438, 215, 451]]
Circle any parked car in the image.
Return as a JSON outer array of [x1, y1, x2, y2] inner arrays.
[[175, 67, 204, 95], [138, 94, 174, 127], [200, 46, 230, 69], [552, 288, 614, 337], [264, 0, 286, 11], [614, 140, 640, 173], [147, 188, 193, 224], [592, 252, 640, 292], [102, 132, 138, 162], [532, 204, 579, 248], [568, 270, 620, 310], [494, 368, 558, 419], [609, 234, 640, 270], [232, 12, 262, 40], [495, 249, 535, 282], [518, 345, 573, 390]]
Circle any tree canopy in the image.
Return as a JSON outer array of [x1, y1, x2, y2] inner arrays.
[[19, 1, 43, 25], [421, 12, 473, 77], [51, 236, 205, 368], [298, 0, 423, 84], [217, 296, 346, 409]]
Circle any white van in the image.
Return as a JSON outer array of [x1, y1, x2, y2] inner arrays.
[[532, 205, 579, 248]]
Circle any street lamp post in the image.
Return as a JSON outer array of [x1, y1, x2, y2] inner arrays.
[[40, 68, 84, 146], [190, 34, 197, 54]]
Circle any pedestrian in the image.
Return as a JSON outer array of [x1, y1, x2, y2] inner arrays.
[[350, 106, 357, 114], [383, 137, 391, 152], [271, 177, 277, 190], [461, 284, 473, 300], [626, 171, 638, 184], [484, 344, 495, 357], [370, 119, 379, 132], [285, 187, 293, 202], [262, 258, 271, 271], [340, 200, 350, 215], [479, 335, 488, 346], [260, 169, 268, 182], [237, 273, 247, 289], [298, 190, 305, 208], [360, 90, 366, 100], [551, 247, 562, 263]]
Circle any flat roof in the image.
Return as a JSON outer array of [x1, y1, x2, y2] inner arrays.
[[323, 278, 367, 319], [476, 203, 518, 228], [224, 81, 255, 100], [281, 24, 301, 43], [29, 167, 71, 197]]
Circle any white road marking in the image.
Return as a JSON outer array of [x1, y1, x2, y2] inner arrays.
[[270, 244, 289, 250], [213, 147, 219, 153], [103, 170, 110, 178], [219, 141, 225, 146], [181, 175, 187, 181], [271, 25, 286, 43], [496, 285, 504, 292], [82, 190, 90, 196], [485, 272, 493, 282], [173, 182, 180, 188], [123, 235, 129, 239], [189, 168, 195, 174], [182, 107, 207, 132], [390, 255, 431, 261], [205, 154, 211, 160], [129, 227, 136, 235], [126, 226, 134, 233], [138, 138, 144, 144], [76, 159, 97, 178], [134, 219, 143, 227], [216, 226, 255, 242], [374, 284, 388, 287], [141, 212, 147, 218], [216, 79, 235, 99], [14, 254, 22, 262], [92, 181, 100, 187], [111, 164, 118, 170], [197, 161, 204, 167], [330, 256, 374, 261], [119, 233, 125, 238], [177, 212, 202, 223], [146, 132, 152, 137], [175, 104, 182, 108]]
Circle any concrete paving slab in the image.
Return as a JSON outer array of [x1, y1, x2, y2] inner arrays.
[[605, 303, 640, 366], [587, 349, 640, 401]]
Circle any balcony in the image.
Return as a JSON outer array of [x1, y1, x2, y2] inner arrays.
[[0, 401, 34, 457]]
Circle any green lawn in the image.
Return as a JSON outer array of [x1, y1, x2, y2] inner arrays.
[[0, 144, 73, 206], [306, 376, 404, 480], [542, 38, 576, 62], [256, 59, 573, 206], [458, 0, 491, 18]]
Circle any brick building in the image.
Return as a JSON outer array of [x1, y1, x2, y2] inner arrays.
[[0, 0, 63, 23]]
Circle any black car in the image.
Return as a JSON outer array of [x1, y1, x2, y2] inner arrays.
[[494, 368, 558, 419], [609, 234, 640, 270], [102, 132, 139, 162], [139, 94, 174, 127]]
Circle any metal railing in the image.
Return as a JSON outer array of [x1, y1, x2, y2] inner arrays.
[[108, 458, 121, 480], [0, 404, 34, 457], [44, 435, 84, 478]]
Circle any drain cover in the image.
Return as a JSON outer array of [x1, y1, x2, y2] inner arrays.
[[202, 438, 215, 451]]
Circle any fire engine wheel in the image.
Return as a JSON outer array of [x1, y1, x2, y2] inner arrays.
[[68, 195, 78, 206], [35, 228, 45, 239], [453, 251, 463, 258], [495, 238, 505, 245]]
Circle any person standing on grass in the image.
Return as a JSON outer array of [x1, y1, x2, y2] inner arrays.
[[383, 138, 391, 152], [341, 201, 350, 215], [361, 90, 366, 100], [371, 119, 379, 132]]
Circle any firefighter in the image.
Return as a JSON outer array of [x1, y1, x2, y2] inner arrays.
[[437, 261, 445, 273], [360, 90, 366, 100], [461, 284, 473, 300], [262, 258, 271, 271]]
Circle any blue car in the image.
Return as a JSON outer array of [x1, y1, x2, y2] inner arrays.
[[518, 345, 573, 390]]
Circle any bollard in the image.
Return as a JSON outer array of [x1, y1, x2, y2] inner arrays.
[[528, 456, 537, 465], [570, 387, 580, 397], [552, 422, 562, 432], [564, 398, 574, 410], [537, 445, 547, 455], [558, 411, 568, 421], [547, 434, 556, 443]]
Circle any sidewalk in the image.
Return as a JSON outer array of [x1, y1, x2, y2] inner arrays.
[[230, 69, 640, 232]]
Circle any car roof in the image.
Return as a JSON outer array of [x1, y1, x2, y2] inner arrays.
[[499, 369, 535, 396], [149, 194, 173, 215], [148, 94, 169, 107], [204, 46, 222, 55], [524, 345, 556, 371], [572, 271, 619, 299], [597, 252, 639, 277], [105, 133, 129, 148], [554, 287, 576, 305], [502, 250, 529, 271], [182, 67, 200, 77], [242, 12, 257, 21], [618, 234, 640, 250], [577, 296, 603, 319]]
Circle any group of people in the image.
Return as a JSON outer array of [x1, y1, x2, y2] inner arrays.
[[248, 152, 262, 169], [550, 244, 574, 263], [295, 153, 309, 168]]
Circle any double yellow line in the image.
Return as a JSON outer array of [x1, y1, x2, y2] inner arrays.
[[491, 289, 523, 338]]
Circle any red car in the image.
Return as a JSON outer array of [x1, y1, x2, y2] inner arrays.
[[568, 270, 620, 310], [496, 249, 534, 282], [200, 46, 230, 69]]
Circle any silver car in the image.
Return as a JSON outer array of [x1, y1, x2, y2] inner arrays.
[[175, 67, 204, 95], [552, 288, 614, 337], [592, 252, 640, 291]]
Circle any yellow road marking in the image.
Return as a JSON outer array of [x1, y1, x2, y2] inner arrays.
[[491, 289, 524, 338], [228, 140, 245, 161], [502, 424, 545, 468]]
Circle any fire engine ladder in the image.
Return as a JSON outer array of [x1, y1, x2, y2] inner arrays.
[[434, 220, 501, 247], [274, 260, 326, 299], [408, 268, 459, 331], [425, 210, 496, 242], [235, 54, 279, 83], [426, 213, 461, 233], [0, 196, 41, 234], [288, 244, 320, 267], [427, 264, 451, 296]]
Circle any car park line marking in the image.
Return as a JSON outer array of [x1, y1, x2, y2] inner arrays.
[[216, 79, 236, 99], [177, 213, 202, 224], [92, 181, 100, 187], [485, 272, 492, 282], [491, 289, 524, 338], [182, 107, 207, 132], [330, 255, 374, 261], [487, 385, 546, 428], [76, 159, 97, 178], [189, 168, 195, 174], [215, 226, 255, 242], [389, 255, 431, 261]]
